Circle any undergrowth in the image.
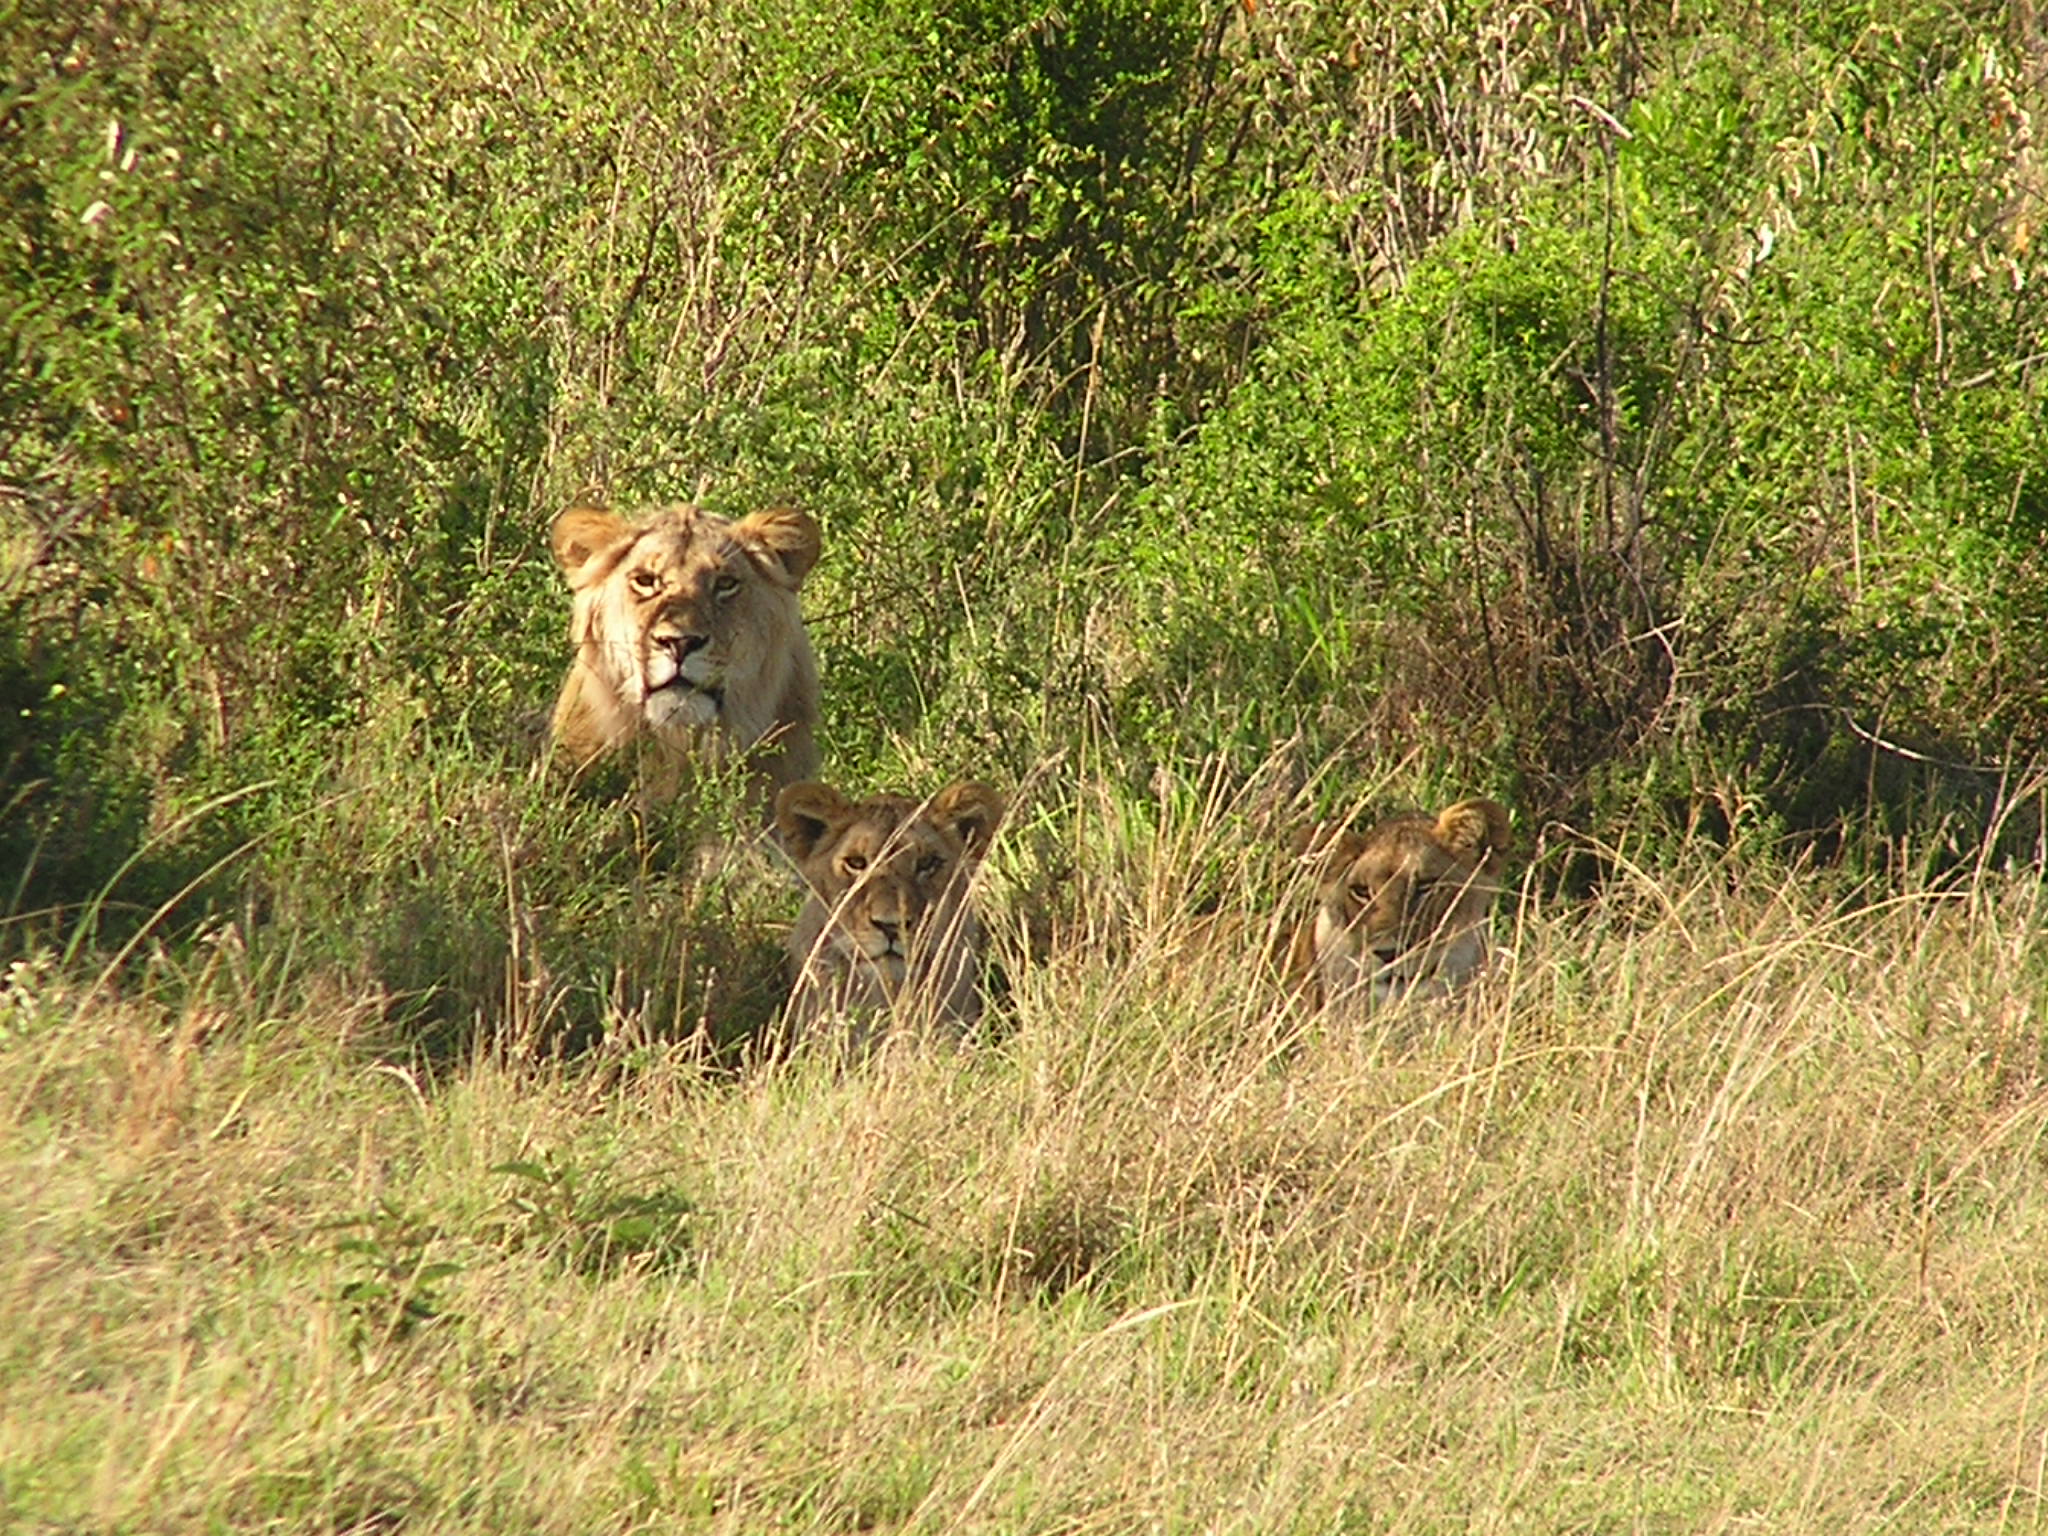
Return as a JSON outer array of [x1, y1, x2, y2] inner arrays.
[[6, 775, 2048, 1531]]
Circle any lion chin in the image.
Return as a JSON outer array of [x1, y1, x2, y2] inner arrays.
[[644, 680, 722, 732], [544, 500, 822, 809]]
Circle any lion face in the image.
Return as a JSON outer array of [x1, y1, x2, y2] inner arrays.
[[777, 780, 1005, 1046], [548, 502, 822, 795], [1296, 798, 1512, 1009]]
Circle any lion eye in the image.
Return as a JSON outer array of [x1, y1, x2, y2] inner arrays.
[[841, 853, 868, 875], [1347, 881, 1373, 904], [629, 569, 660, 595], [916, 854, 944, 879], [711, 572, 742, 600]]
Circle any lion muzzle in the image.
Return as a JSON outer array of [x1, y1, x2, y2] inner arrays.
[[643, 631, 726, 725]]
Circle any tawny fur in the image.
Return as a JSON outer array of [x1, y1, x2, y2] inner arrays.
[[547, 502, 821, 806], [777, 780, 1004, 1055], [1289, 797, 1512, 1012]]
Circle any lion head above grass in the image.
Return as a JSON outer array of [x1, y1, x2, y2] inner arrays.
[[776, 779, 1005, 1055], [547, 502, 821, 804], [1291, 797, 1513, 1012]]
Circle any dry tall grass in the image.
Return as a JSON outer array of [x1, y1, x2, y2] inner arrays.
[[5, 786, 2048, 1532]]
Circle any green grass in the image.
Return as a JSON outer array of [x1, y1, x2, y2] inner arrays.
[[7, 789, 2048, 1533]]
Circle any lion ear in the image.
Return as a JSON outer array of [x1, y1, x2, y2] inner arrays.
[[1286, 823, 1325, 860], [1289, 822, 1361, 872], [1434, 798, 1512, 861], [931, 781, 1004, 860], [776, 781, 851, 861], [733, 507, 822, 588], [551, 505, 632, 587]]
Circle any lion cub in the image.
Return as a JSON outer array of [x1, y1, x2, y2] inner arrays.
[[547, 501, 822, 805], [776, 779, 1005, 1050], [1291, 798, 1513, 1011]]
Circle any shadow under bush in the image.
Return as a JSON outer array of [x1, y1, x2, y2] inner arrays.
[[230, 735, 797, 1062]]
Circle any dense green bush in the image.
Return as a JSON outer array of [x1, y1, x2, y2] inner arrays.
[[1113, 8, 2047, 842], [4, 0, 2043, 1032]]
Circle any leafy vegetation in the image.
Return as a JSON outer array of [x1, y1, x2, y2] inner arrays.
[[9, 1, 2042, 922]]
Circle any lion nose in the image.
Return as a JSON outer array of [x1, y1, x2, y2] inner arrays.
[[871, 916, 902, 948], [658, 632, 709, 661], [1373, 947, 1401, 966]]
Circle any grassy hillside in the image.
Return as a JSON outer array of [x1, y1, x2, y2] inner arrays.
[[5, 0, 2048, 1526]]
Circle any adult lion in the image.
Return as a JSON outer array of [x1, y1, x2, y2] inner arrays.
[[775, 778, 1005, 1053], [546, 501, 822, 804], [1290, 797, 1513, 1011]]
